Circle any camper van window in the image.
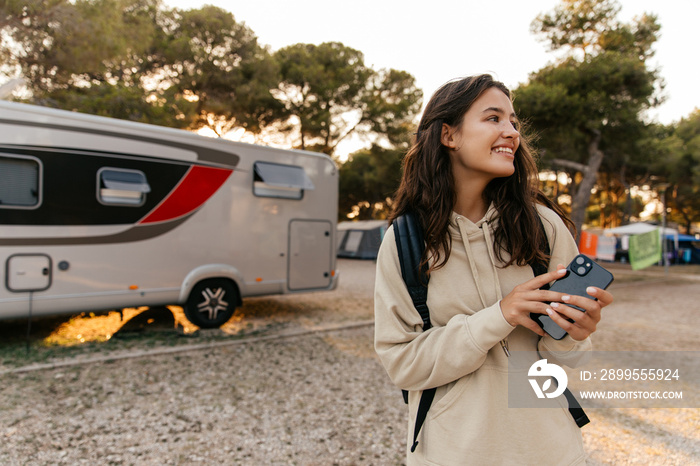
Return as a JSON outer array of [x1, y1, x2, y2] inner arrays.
[[98, 168, 151, 206], [0, 155, 41, 208], [253, 162, 315, 200]]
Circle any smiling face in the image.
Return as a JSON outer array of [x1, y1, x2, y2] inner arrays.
[[441, 86, 520, 186]]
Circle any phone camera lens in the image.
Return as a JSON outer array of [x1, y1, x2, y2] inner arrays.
[[577, 266, 587, 275], [576, 256, 585, 265]]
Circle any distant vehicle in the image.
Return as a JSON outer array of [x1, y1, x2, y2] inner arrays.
[[0, 101, 338, 328]]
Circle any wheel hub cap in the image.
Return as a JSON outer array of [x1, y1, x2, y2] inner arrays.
[[197, 287, 228, 320]]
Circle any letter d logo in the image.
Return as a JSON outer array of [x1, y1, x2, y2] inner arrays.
[[528, 359, 568, 399]]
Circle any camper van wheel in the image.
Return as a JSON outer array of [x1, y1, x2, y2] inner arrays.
[[184, 279, 239, 329]]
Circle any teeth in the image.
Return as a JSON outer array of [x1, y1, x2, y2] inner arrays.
[[493, 147, 513, 154]]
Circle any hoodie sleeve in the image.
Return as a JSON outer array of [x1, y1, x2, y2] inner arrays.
[[374, 225, 515, 391], [535, 205, 593, 367]]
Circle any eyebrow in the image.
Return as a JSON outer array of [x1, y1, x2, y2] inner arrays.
[[482, 107, 517, 119]]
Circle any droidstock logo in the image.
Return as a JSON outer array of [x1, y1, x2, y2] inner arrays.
[[528, 359, 568, 399]]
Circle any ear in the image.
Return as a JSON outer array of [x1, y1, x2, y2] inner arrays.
[[441, 123, 458, 149]]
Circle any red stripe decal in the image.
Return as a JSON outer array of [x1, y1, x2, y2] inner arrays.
[[139, 166, 233, 224]]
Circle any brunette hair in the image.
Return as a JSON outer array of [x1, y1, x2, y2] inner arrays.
[[389, 74, 574, 273]]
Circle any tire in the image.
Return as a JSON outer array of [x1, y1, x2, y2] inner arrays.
[[184, 279, 239, 328]]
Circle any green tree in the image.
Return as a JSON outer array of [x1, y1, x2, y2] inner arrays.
[[0, 0, 191, 125], [338, 144, 405, 220], [1, 0, 155, 92], [514, 0, 662, 234], [165, 5, 284, 136], [0, 1, 281, 133], [655, 111, 700, 232], [273, 42, 422, 157], [46, 82, 196, 127]]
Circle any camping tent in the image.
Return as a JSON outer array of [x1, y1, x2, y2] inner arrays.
[[603, 223, 700, 264], [603, 223, 680, 248], [603, 222, 678, 237], [337, 220, 387, 260]]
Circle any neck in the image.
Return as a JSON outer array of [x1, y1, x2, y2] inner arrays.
[[452, 167, 492, 222], [453, 186, 489, 223]]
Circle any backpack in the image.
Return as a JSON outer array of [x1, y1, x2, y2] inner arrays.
[[393, 211, 589, 453]]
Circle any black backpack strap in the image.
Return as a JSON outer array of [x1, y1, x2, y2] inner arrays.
[[410, 386, 436, 452], [530, 216, 589, 428], [564, 388, 590, 427], [530, 216, 550, 289], [394, 212, 431, 329], [393, 212, 436, 452]]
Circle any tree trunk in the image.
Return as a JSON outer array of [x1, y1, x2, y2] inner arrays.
[[573, 130, 604, 235], [620, 164, 632, 225], [552, 129, 605, 238]]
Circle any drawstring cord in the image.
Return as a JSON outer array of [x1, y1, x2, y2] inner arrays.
[[457, 217, 510, 357], [482, 222, 510, 358]]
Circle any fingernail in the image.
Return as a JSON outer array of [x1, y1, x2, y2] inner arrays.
[[551, 302, 560, 309], [562, 295, 571, 302], [557, 269, 567, 275], [546, 308, 554, 315], [586, 287, 597, 295]]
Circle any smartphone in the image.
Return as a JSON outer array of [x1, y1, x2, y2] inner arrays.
[[532, 254, 614, 340]]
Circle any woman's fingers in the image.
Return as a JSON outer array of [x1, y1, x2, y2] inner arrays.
[[546, 299, 598, 340], [528, 267, 567, 290], [586, 286, 614, 307]]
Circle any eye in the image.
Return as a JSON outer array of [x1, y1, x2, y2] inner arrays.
[[511, 120, 520, 131]]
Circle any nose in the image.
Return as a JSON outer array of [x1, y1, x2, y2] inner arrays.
[[502, 122, 519, 139]]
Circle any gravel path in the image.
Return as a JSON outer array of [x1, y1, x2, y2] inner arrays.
[[1, 325, 405, 465], [0, 260, 698, 465]]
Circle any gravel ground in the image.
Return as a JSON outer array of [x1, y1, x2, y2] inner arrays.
[[0, 259, 699, 465]]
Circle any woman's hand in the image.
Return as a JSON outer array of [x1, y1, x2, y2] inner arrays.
[[499, 264, 614, 339], [500, 266, 568, 336], [544, 284, 613, 341]]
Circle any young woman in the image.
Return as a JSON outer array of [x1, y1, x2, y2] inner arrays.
[[374, 74, 613, 465]]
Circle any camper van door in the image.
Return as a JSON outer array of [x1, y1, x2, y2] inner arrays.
[[288, 219, 333, 290]]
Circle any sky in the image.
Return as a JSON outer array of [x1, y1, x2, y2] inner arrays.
[[162, 0, 698, 128]]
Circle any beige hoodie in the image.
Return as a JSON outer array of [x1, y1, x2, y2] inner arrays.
[[374, 204, 592, 465]]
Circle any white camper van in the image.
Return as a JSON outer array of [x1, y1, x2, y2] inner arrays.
[[0, 101, 338, 328]]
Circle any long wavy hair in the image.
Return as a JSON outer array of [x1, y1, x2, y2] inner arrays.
[[389, 74, 574, 273]]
